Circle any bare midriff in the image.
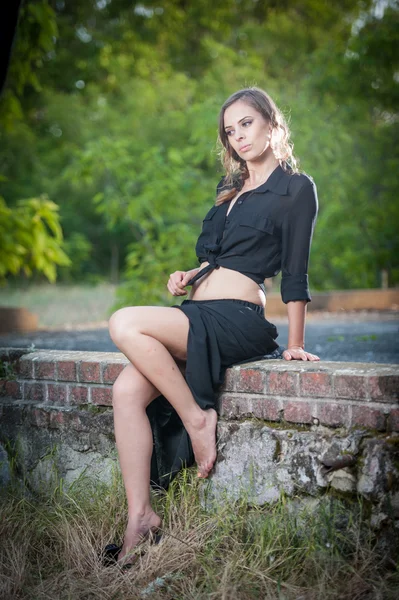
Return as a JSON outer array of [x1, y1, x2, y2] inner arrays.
[[188, 261, 266, 308]]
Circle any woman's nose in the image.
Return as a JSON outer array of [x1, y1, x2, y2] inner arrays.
[[235, 129, 244, 142]]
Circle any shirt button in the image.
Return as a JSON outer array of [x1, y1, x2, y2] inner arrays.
[[226, 219, 230, 224], [237, 200, 243, 204]]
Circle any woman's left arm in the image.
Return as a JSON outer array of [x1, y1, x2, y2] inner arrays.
[[280, 179, 319, 361], [283, 299, 319, 361]]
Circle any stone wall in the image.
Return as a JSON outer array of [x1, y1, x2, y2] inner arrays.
[[0, 347, 398, 525]]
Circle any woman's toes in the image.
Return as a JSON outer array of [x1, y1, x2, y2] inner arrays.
[[188, 408, 217, 478]]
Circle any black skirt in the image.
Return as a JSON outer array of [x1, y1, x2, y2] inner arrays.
[[146, 298, 283, 489]]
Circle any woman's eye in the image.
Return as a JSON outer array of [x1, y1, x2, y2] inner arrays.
[[225, 121, 252, 136]]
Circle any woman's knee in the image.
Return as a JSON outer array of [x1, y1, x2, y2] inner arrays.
[[108, 307, 140, 345], [112, 364, 159, 408]]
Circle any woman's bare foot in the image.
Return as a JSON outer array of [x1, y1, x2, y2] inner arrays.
[[118, 509, 162, 565], [187, 408, 218, 478]]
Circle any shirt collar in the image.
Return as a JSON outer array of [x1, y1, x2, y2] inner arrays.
[[235, 163, 293, 196], [252, 163, 292, 195]]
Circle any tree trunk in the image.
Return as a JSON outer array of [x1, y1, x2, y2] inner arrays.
[[381, 269, 388, 289], [110, 243, 119, 284]]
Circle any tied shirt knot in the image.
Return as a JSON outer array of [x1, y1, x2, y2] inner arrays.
[[186, 242, 221, 286], [203, 242, 221, 266]]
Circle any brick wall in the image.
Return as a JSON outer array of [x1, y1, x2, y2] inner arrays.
[[1, 347, 398, 433], [220, 361, 399, 431], [0, 347, 398, 510], [0, 349, 399, 432]]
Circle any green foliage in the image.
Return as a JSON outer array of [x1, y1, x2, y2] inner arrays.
[[0, 359, 17, 380], [1, 0, 398, 301], [0, 195, 71, 283], [59, 232, 92, 282], [0, 0, 58, 130]]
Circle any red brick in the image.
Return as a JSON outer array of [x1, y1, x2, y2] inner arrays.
[[220, 394, 255, 419], [220, 395, 281, 421], [49, 410, 65, 429], [68, 385, 89, 405], [236, 369, 265, 393], [18, 358, 33, 378], [220, 394, 237, 418], [318, 402, 351, 428], [268, 371, 298, 396], [91, 386, 113, 406], [30, 408, 49, 427], [47, 383, 68, 405], [334, 375, 367, 400], [300, 372, 332, 398], [4, 380, 21, 399], [351, 405, 386, 430], [284, 400, 312, 424], [257, 397, 281, 421], [79, 361, 101, 383], [34, 361, 56, 380], [57, 360, 77, 382], [219, 368, 237, 392], [102, 362, 125, 384], [227, 395, 281, 420], [24, 382, 46, 402], [368, 375, 399, 402], [388, 408, 399, 432]]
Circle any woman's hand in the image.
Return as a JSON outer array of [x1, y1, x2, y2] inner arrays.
[[167, 268, 199, 296], [282, 346, 320, 361]]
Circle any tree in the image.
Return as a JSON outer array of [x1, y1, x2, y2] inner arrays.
[[2, 0, 398, 300], [0, 195, 70, 283], [0, 1, 70, 285]]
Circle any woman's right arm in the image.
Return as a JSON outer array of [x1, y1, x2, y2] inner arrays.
[[167, 267, 200, 296], [169, 179, 223, 297], [167, 262, 211, 296]]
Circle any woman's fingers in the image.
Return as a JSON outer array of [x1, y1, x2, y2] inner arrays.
[[167, 269, 199, 295], [181, 272, 193, 287], [167, 271, 188, 296], [282, 349, 320, 362]]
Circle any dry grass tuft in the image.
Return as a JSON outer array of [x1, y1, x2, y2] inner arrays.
[[0, 468, 398, 599]]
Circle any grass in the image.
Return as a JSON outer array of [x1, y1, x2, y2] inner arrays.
[[1, 468, 398, 600], [0, 283, 117, 328]]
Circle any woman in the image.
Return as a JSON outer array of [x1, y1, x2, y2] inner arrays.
[[108, 87, 320, 564]]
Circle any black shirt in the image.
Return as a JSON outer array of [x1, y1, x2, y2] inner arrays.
[[186, 163, 318, 304]]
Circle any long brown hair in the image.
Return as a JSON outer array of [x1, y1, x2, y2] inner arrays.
[[216, 87, 299, 206]]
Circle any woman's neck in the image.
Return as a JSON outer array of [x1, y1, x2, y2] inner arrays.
[[245, 156, 280, 188]]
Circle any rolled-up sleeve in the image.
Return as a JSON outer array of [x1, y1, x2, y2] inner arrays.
[[280, 181, 318, 304]]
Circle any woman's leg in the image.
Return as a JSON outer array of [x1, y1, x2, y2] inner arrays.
[[109, 306, 217, 558], [109, 306, 217, 477], [112, 362, 162, 560]]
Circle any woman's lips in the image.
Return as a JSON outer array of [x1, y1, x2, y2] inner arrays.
[[239, 144, 251, 152]]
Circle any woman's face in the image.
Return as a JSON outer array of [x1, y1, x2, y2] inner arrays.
[[223, 99, 272, 162]]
